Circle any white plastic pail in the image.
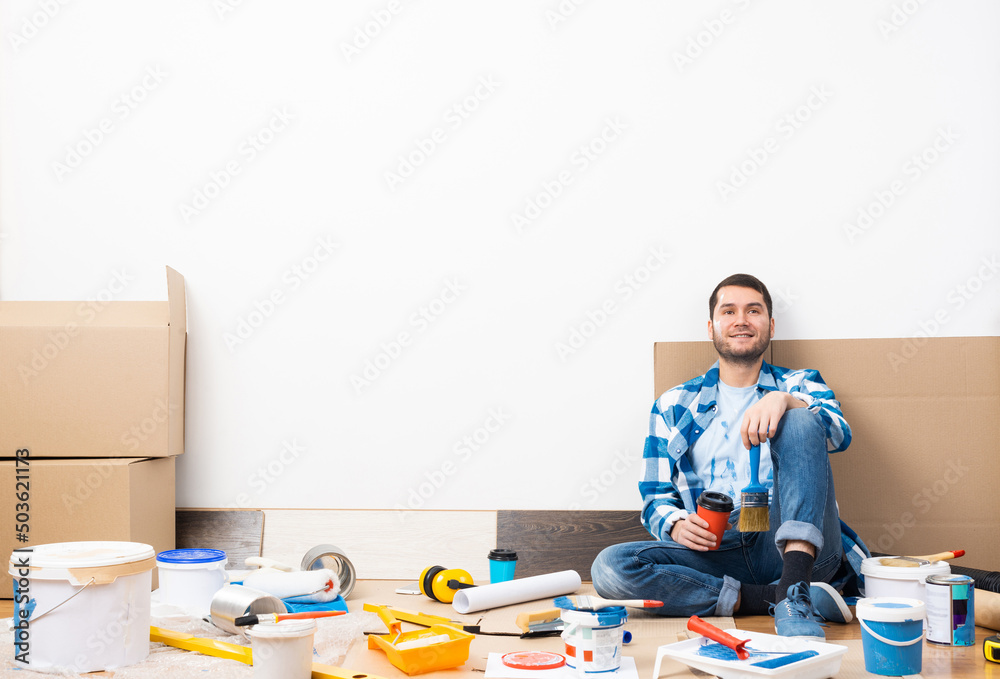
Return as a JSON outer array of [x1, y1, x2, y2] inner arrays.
[[8, 541, 155, 673], [860, 556, 950, 600], [156, 548, 227, 615], [246, 619, 316, 679]]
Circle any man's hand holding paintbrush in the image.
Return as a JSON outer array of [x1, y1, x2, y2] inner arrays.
[[739, 391, 806, 532]]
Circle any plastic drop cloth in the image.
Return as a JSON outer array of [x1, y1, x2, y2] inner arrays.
[[0, 609, 377, 678]]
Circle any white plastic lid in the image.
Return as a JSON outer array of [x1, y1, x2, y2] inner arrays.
[[856, 597, 926, 623], [9, 541, 155, 571], [245, 619, 317, 639], [860, 556, 950, 580]]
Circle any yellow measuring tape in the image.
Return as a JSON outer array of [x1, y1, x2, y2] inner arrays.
[[985, 634, 1000, 664], [150, 627, 389, 679]]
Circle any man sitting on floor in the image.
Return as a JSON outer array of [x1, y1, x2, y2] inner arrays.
[[591, 273, 854, 639]]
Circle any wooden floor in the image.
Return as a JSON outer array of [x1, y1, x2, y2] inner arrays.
[[1, 595, 995, 677]]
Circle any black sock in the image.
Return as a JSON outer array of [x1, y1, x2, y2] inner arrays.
[[776, 550, 816, 601], [738, 583, 778, 615]]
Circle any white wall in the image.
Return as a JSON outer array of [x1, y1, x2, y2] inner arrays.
[[2, 1, 998, 512]]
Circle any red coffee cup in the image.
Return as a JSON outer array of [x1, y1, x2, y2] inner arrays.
[[696, 491, 734, 551]]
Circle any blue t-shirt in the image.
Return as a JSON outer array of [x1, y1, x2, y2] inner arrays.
[[688, 381, 773, 508]]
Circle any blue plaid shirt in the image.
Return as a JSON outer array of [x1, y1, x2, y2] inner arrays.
[[640, 361, 851, 541]]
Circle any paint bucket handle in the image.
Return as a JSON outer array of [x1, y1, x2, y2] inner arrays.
[[27, 577, 97, 623], [859, 618, 924, 647]]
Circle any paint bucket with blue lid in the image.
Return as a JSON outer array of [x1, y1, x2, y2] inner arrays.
[[156, 548, 228, 615], [856, 597, 925, 676], [559, 605, 628, 675]]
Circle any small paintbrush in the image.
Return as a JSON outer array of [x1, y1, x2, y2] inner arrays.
[[553, 595, 662, 610], [235, 610, 346, 626], [738, 445, 769, 532], [879, 550, 965, 568]]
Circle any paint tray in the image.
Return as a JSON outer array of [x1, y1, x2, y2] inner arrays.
[[368, 624, 474, 675], [653, 630, 847, 679]]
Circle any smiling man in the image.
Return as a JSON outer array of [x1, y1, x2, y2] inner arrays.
[[591, 273, 862, 639]]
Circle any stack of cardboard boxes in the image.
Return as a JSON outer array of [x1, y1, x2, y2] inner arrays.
[[0, 267, 185, 596]]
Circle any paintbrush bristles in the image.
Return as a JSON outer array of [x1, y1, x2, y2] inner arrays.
[[738, 505, 770, 532]]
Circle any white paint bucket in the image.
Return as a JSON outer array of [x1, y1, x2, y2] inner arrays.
[[8, 541, 155, 673], [246, 619, 316, 679], [860, 556, 950, 601], [156, 548, 228, 615], [560, 606, 628, 675]]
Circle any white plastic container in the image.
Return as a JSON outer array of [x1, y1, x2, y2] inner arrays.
[[559, 606, 628, 674], [855, 597, 926, 676], [156, 548, 228, 615], [246, 619, 316, 679], [861, 556, 950, 601], [8, 541, 155, 673]]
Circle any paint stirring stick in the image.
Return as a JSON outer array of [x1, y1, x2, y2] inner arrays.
[[235, 610, 346, 626]]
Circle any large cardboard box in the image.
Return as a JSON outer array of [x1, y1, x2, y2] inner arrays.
[[0, 456, 175, 597], [0, 267, 185, 458], [654, 337, 1000, 570]]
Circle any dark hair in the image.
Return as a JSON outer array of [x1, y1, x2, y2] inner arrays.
[[708, 274, 773, 319]]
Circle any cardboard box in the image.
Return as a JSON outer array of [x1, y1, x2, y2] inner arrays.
[[0, 267, 185, 458], [0, 456, 175, 597], [654, 337, 1000, 570]]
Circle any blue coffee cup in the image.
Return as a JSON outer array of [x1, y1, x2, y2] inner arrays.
[[488, 549, 517, 583]]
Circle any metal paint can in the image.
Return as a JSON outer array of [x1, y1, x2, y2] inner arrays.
[[925, 574, 975, 646], [301, 544, 356, 598]]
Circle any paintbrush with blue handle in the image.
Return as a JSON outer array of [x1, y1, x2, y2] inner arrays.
[[738, 444, 769, 532]]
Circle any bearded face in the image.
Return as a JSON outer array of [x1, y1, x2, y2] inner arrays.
[[708, 286, 773, 367]]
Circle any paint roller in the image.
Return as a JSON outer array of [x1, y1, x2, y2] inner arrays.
[[242, 568, 340, 603]]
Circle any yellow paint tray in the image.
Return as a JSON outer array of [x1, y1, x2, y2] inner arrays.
[[368, 624, 473, 675]]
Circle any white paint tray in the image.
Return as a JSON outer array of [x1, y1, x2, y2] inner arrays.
[[653, 630, 847, 679]]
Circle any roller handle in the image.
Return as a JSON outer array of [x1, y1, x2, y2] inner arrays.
[[245, 556, 296, 571], [687, 615, 750, 660], [363, 603, 402, 639]]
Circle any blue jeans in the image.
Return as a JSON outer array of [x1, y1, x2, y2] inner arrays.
[[591, 408, 842, 617]]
